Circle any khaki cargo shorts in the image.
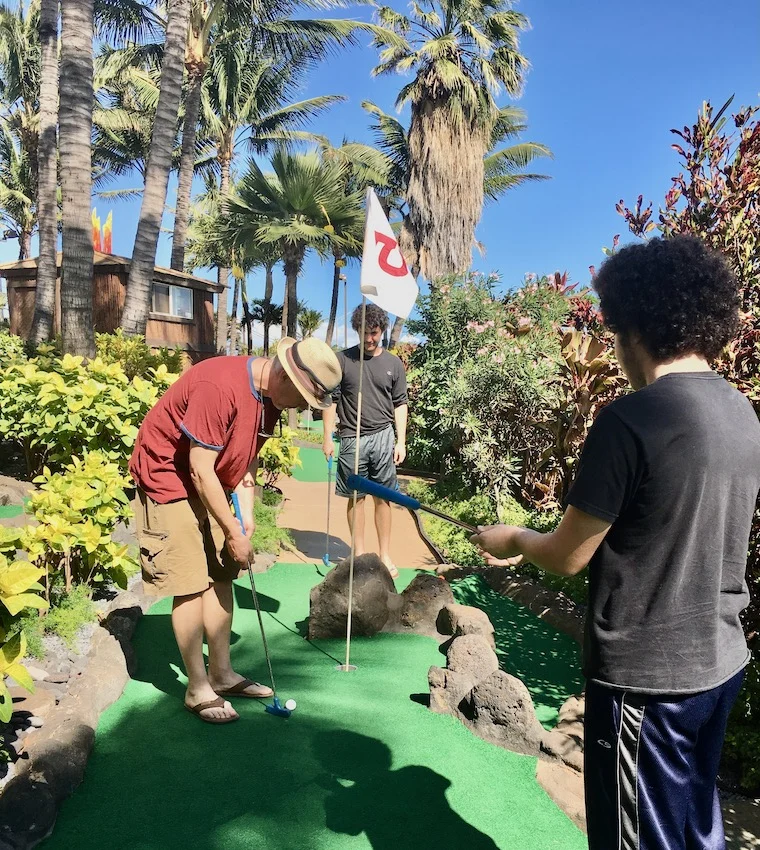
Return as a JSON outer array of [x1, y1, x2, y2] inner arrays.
[[133, 488, 240, 597]]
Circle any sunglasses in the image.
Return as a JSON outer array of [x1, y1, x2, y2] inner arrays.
[[291, 343, 339, 404]]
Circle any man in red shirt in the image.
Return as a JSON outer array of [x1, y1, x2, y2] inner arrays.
[[129, 337, 341, 723]]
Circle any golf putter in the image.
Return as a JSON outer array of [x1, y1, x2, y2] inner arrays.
[[230, 493, 292, 718], [345, 474, 478, 533]]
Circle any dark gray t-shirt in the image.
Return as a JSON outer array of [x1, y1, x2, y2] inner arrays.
[[333, 347, 407, 436], [567, 372, 760, 694]]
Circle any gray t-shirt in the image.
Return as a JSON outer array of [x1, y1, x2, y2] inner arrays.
[[333, 346, 407, 437], [567, 372, 760, 694]]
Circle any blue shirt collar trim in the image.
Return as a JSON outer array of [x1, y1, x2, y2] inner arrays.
[[247, 357, 262, 401]]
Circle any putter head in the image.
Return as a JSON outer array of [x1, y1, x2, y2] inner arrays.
[[265, 697, 291, 718], [322, 553, 330, 567]]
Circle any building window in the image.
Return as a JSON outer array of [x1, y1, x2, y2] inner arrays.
[[151, 283, 193, 319]]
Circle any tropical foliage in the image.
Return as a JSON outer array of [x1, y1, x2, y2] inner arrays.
[[0, 344, 177, 477]]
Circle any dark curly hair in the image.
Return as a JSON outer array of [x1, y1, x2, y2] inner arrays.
[[594, 235, 740, 361], [351, 303, 388, 333]]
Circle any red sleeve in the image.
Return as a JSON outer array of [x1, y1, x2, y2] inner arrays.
[[180, 381, 234, 451]]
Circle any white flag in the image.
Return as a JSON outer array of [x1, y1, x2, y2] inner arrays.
[[359, 188, 418, 319]]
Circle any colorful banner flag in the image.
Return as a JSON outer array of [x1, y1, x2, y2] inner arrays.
[[359, 188, 418, 319]]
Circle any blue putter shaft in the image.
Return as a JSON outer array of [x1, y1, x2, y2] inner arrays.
[[230, 493, 291, 719], [345, 474, 477, 534], [323, 455, 334, 567]]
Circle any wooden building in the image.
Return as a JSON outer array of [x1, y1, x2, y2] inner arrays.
[[0, 252, 223, 362]]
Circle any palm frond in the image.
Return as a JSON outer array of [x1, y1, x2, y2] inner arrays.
[[483, 172, 549, 203], [94, 0, 163, 46]]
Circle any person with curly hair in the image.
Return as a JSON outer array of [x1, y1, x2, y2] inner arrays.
[[472, 236, 760, 848], [322, 303, 408, 579]]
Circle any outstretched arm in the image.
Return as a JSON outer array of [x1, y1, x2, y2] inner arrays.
[[471, 506, 612, 577]]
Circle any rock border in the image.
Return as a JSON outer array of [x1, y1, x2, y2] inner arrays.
[[0, 582, 152, 850], [436, 566, 589, 829]]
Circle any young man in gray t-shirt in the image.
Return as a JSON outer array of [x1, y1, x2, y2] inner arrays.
[[473, 236, 760, 849], [322, 304, 408, 579]]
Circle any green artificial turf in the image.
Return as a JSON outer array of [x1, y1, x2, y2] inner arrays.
[[0, 503, 24, 519], [292, 444, 340, 483], [299, 415, 325, 434], [42, 565, 586, 850]]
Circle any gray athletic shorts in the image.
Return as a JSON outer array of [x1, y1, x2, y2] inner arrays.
[[336, 425, 398, 498]]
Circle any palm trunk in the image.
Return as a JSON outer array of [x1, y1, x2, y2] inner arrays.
[[281, 286, 288, 340], [389, 315, 405, 349], [229, 274, 240, 355], [284, 251, 300, 339], [325, 253, 341, 347], [407, 98, 487, 280], [59, 0, 94, 357], [170, 73, 203, 271], [18, 230, 32, 261], [214, 141, 232, 354], [216, 267, 229, 353], [122, 0, 192, 336], [31, 0, 59, 344], [263, 262, 273, 355], [240, 275, 252, 354]]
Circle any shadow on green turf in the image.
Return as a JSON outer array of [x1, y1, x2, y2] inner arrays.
[[314, 730, 500, 849]]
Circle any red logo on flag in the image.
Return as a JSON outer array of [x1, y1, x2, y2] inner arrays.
[[374, 232, 409, 277]]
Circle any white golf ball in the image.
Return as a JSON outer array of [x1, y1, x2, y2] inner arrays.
[[284, 699, 297, 711]]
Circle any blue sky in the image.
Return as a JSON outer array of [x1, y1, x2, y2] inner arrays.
[[2, 0, 759, 342]]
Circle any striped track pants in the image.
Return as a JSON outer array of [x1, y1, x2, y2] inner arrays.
[[584, 669, 745, 850]]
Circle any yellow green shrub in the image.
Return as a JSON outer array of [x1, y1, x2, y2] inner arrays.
[[23, 452, 138, 591], [0, 542, 48, 722], [0, 352, 177, 477]]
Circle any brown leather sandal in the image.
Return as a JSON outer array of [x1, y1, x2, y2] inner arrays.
[[214, 678, 274, 699], [184, 696, 239, 724]]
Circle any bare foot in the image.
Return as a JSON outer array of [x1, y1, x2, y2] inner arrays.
[[380, 556, 399, 580]]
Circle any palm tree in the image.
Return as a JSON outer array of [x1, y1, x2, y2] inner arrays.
[[59, 0, 95, 357], [91, 44, 168, 194], [298, 306, 322, 339], [0, 0, 41, 265], [318, 139, 388, 346], [249, 296, 282, 356], [196, 38, 346, 351], [122, 0, 192, 337], [372, 0, 530, 280], [362, 100, 550, 346], [483, 106, 552, 201], [169, 1, 370, 274], [0, 122, 34, 259], [31, 0, 58, 343], [0, 1, 40, 168], [222, 148, 364, 338]]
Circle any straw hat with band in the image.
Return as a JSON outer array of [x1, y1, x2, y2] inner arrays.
[[276, 337, 341, 410]]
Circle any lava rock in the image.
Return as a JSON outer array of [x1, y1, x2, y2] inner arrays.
[[397, 574, 455, 634], [446, 634, 500, 685], [436, 603, 496, 649], [467, 670, 545, 756], [308, 554, 396, 638]]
